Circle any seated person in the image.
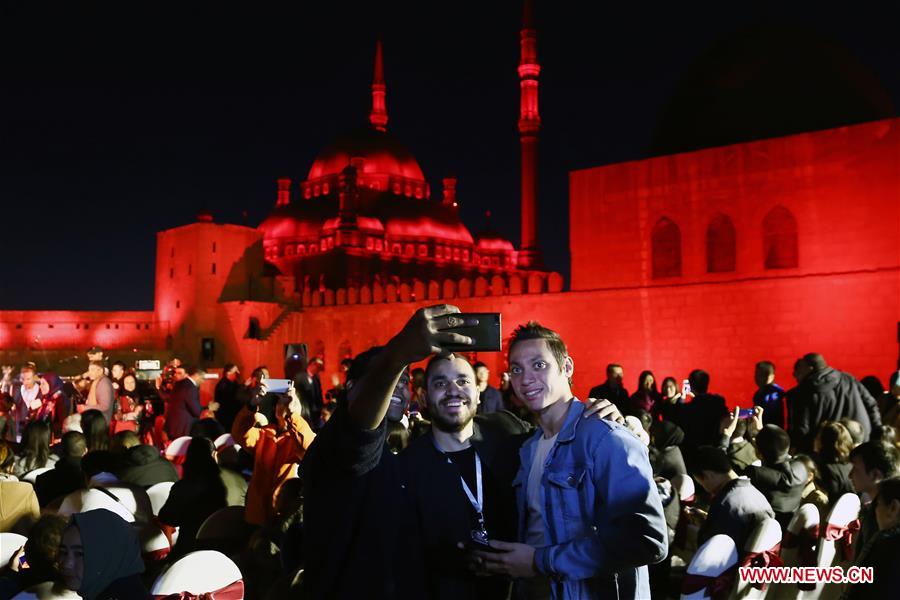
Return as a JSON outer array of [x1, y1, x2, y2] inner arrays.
[[813, 421, 855, 501], [115, 443, 179, 488], [717, 411, 758, 474], [849, 441, 900, 559], [0, 514, 69, 598], [745, 423, 807, 529], [794, 454, 830, 516], [649, 420, 687, 481], [34, 432, 87, 507], [691, 446, 775, 551], [844, 476, 900, 599]]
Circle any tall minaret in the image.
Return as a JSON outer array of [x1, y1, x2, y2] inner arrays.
[[517, 0, 541, 268], [369, 39, 388, 131]]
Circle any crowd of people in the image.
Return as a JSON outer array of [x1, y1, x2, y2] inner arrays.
[[0, 308, 899, 599]]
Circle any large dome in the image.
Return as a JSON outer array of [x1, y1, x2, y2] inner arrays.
[[383, 203, 473, 245], [308, 126, 425, 181]]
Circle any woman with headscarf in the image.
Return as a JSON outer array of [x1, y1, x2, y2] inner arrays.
[[648, 420, 687, 481], [629, 370, 662, 416], [58, 509, 150, 600], [38, 372, 70, 439]]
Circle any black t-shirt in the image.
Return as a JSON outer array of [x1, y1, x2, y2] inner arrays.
[[301, 403, 426, 600], [446, 447, 478, 498]]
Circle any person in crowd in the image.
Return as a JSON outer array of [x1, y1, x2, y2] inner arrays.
[[58, 509, 150, 600], [294, 356, 324, 427], [78, 361, 115, 424], [745, 421, 807, 528], [690, 445, 776, 550], [848, 441, 900, 559], [652, 376, 684, 423], [0, 440, 17, 481], [794, 454, 830, 515], [844, 476, 900, 599], [680, 369, 729, 455], [80, 409, 109, 452], [0, 514, 69, 599], [472, 361, 503, 415], [0, 470, 40, 535], [164, 366, 204, 440], [13, 420, 57, 478], [474, 321, 667, 599], [38, 372, 70, 438], [232, 366, 279, 435], [753, 360, 786, 429], [588, 363, 629, 413], [189, 416, 225, 442], [12, 363, 42, 441], [649, 420, 687, 481], [840, 417, 866, 448], [241, 386, 314, 526], [882, 370, 900, 428], [302, 305, 474, 599], [112, 373, 143, 434], [717, 410, 758, 473], [115, 442, 179, 488], [813, 420, 855, 501], [410, 367, 427, 415], [158, 436, 229, 559], [214, 363, 241, 432], [109, 430, 141, 458], [791, 353, 882, 453], [629, 370, 661, 416], [34, 432, 87, 507], [109, 361, 126, 392]]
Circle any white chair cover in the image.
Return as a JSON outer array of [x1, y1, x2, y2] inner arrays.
[[672, 473, 696, 503], [814, 492, 861, 599], [146, 481, 176, 516], [196, 506, 247, 541], [214, 433, 235, 450], [21, 467, 53, 484], [735, 518, 782, 599], [150, 550, 242, 596], [164, 436, 192, 461], [776, 503, 820, 600], [681, 534, 738, 600], [0, 532, 27, 567], [56, 489, 135, 523]]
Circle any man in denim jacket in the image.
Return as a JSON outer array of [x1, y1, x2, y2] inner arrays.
[[473, 322, 667, 599]]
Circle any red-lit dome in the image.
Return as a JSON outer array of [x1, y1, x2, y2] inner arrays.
[[475, 231, 514, 253], [308, 126, 425, 182], [258, 205, 325, 240], [384, 204, 473, 245]]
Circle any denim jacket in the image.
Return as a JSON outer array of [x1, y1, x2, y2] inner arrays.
[[513, 399, 668, 599]]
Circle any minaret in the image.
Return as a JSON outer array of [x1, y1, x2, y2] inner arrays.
[[517, 0, 541, 267], [369, 39, 388, 131]]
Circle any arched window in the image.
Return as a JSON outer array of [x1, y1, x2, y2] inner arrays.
[[762, 206, 798, 269], [706, 213, 736, 273], [652, 217, 682, 278]]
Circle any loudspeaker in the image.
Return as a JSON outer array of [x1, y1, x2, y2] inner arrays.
[[201, 338, 215, 362]]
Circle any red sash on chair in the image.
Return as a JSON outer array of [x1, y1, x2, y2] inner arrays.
[[681, 568, 736, 600], [740, 543, 783, 590], [153, 579, 244, 600], [823, 518, 860, 561], [783, 525, 819, 591]]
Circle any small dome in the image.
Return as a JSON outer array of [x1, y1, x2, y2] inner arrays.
[[309, 126, 425, 182], [321, 215, 385, 233], [258, 205, 325, 240], [475, 231, 514, 253], [384, 204, 473, 245]]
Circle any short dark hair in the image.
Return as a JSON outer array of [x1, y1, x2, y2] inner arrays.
[[803, 353, 828, 371], [692, 446, 733, 475], [849, 441, 900, 478], [425, 353, 473, 385], [754, 425, 791, 464], [24, 515, 68, 577], [186, 365, 205, 377], [61, 431, 86, 459], [509, 322, 569, 376], [688, 369, 710, 395], [20, 362, 37, 374], [111, 360, 126, 370], [876, 477, 900, 508], [606, 363, 623, 374], [756, 361, 775, 376], [815, 421, 853, 464], [473, 361, 488, 370]]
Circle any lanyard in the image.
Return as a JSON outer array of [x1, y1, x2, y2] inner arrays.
[[434, 440, 486, 531]]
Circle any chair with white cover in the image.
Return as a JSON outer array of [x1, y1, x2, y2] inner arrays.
[[815, 492, 861, 600], [196, 506, 253, 555], [95, 483, 154, 525], [0, 533, 27, 567], [672, 474, 696, 505], [146, 481, 175, 516], [151, 550, 244, 599], [21, 467, 53, 485], [56, 488, 135, 523], [164, 436, 192, 463], [736, 517, 782, 599], [681, 534, 739, 600], [214, 433, 235, 451], [774, 503, 820, 599]]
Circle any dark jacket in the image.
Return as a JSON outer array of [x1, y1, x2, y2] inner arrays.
[[158, 471, 227, 559], [845, 524, 900, 599], [398, 411, 530, 600], [680, 393, 729, 454], [745, 458, 807, 527], [587, 382, 630, 414], [164, 378, 202, 439], [791, 367, 882, 453], [214, 377, 241, 433], [116, 444, 179, 488], [34, 455, 83, 506], [697, 477, 775, 551], [476, 385, 504, 416], [649, 421, 687, 481], [301, 403, 426, 599], [814, 460, 854, 503]]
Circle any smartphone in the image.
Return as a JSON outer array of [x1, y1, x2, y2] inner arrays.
[[465, 538, 502, 553], [738, 408, 755, 419], [443, 313, 502, 352], [265, 378, 293, 394], [681, 379, 691, 397]]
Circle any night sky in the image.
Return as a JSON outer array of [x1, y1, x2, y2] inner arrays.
[[1, 2, 898, 310]]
